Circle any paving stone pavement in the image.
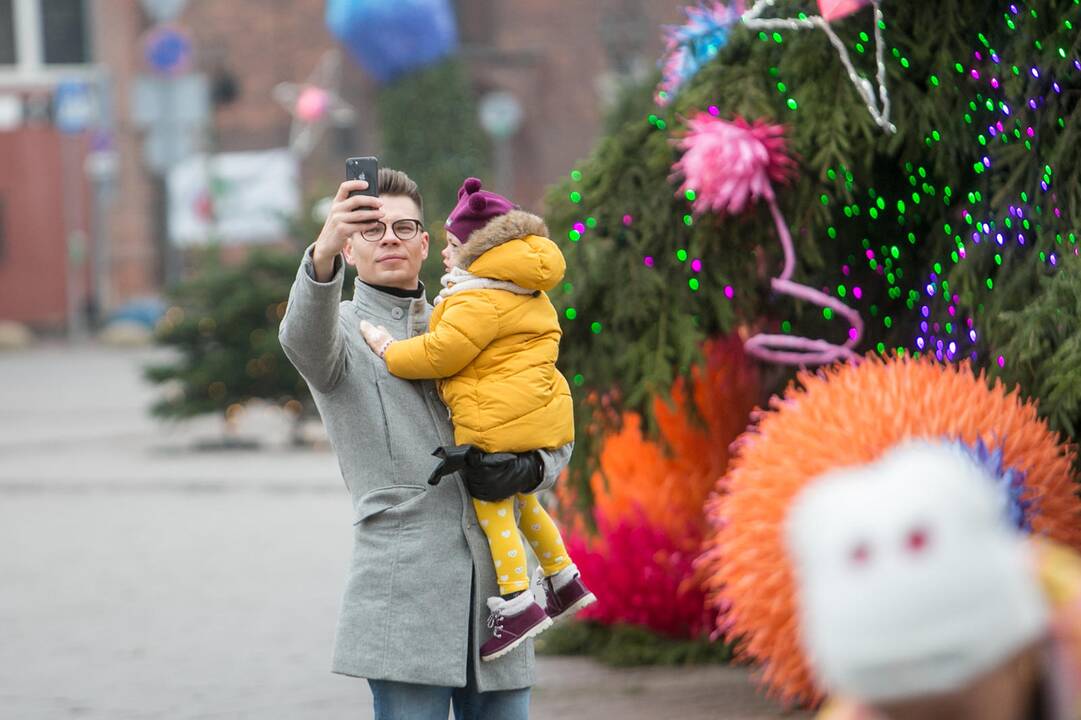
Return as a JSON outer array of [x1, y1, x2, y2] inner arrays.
[[0, 343, 801, 720]]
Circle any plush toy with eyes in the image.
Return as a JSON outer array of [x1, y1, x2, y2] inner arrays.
[[786, 440, 1050, 704], [699, 356, 1081, 707]]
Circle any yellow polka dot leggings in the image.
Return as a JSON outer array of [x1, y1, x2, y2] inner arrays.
[[473, 493, 573, 595]]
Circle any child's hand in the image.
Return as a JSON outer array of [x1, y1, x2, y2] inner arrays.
[[359, 320, 393, 359]]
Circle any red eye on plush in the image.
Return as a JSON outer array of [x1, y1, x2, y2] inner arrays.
[[906, 526, 931, 554], [849, 541, 871, 566]]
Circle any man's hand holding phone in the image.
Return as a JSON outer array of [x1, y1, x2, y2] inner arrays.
[[312, 180, 384, 282]]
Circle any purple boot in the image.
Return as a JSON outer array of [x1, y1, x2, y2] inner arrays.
[[541, 564, 597, 621], [480, 592, 553, 662]]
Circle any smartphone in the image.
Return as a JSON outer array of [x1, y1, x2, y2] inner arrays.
[[346, 156, 379, 198]]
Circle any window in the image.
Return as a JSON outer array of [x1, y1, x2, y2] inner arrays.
[[40, 0, 89, 65], [0, 0, 93, 81], [0, 0, 16, 65]]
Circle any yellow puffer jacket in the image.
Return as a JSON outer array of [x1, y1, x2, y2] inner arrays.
[[384, 210, 574, 453]]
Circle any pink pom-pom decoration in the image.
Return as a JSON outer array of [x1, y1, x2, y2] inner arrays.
[[295, 86, 330, 123], [674, 114, 794, 216], [817, 0, 872, 22], [672, 112, 863, 366]]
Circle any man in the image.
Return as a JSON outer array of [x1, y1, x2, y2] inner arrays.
[[278, 168, 571, 720]]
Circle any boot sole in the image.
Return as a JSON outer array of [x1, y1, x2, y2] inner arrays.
[[480, 615, 554, 662], [549, 592, 597, 622]]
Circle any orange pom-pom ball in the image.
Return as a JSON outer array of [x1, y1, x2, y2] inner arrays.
[[700, 356, 1081, 706]]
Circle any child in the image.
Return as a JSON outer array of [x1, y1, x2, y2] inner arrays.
[[359, 177, 594, 661]]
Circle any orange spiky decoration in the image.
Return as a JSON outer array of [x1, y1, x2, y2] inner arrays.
[[583, 335, 759, 542], [555, 335, 760, 638], [699, 356, 1081, 707]]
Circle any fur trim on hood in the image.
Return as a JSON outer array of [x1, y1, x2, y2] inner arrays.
[[457, 210, 549, 270]]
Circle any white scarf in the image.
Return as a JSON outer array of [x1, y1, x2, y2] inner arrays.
[[434, 266, 536, 305]]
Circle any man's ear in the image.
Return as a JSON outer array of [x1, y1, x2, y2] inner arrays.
[[421, 231, 430, 260], [342, 235, 358, 266]]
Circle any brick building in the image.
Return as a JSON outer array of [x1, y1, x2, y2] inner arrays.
[[0, 0, 684, 332]]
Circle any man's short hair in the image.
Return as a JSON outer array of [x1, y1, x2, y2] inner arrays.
[[378, 167, 424, 219]]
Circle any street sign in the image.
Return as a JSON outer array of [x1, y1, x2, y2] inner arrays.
[[130, 74, 208, 174], [139, 0, 189, 23], [85, 131, 119, 183], [144, 129, 199, 173], [131, 74, 208, 127], [53, 80, 99, 134], [143, 25, 192, 75]]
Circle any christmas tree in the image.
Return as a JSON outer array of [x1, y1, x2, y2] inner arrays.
[[546, 0, 1081, 450], [144, 247, 326, 440]]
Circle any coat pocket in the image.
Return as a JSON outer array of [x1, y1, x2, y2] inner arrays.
[[368, 361, 401, 484], [353, 484, 427, 525]]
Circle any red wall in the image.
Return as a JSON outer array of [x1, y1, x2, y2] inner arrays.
[[0, 127, 89, 328]]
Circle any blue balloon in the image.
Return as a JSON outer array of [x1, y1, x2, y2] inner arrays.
[[325, 0, 459, 84]]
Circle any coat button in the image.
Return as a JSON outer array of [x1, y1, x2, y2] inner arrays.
[[391, 307, 404, 320]]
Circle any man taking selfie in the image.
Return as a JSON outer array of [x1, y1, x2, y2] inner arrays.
[[278, 167, 571, 720]]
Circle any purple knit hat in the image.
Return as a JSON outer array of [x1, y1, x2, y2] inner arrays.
[[444, 177, 517, 244]]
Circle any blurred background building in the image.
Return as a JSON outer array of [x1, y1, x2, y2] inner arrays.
[[0, 0, 684, 335]]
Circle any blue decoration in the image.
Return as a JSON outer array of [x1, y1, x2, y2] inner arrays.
[[955, 438, 1035, 532], [325, 0, 458, 85], [656, 2, 743, 105]]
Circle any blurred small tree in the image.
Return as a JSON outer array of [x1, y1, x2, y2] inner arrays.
[[144, 197, 357, 443], [145, 247, 307, 443], [378, 57, 490, 290]]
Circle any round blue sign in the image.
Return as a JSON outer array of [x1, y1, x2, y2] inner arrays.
[[143, 26, 192, 75]]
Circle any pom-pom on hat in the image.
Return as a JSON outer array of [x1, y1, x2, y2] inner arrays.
[[445, 177, 517, 244]]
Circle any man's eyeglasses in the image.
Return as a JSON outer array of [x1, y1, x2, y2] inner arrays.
[[359, 219, 424, 243]]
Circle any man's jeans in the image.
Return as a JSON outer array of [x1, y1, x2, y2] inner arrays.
[[368, 677, 531, 720], [365, 549, 532, 718]]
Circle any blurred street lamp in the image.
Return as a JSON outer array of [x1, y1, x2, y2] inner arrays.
[[478, 90, 523, 195]]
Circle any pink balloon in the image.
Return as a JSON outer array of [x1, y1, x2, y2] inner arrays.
[[817, 0, 871, 21], [296, 86, 330, 123]]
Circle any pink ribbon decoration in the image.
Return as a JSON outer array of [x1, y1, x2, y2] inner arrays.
[[673, 113, 863, 366]]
